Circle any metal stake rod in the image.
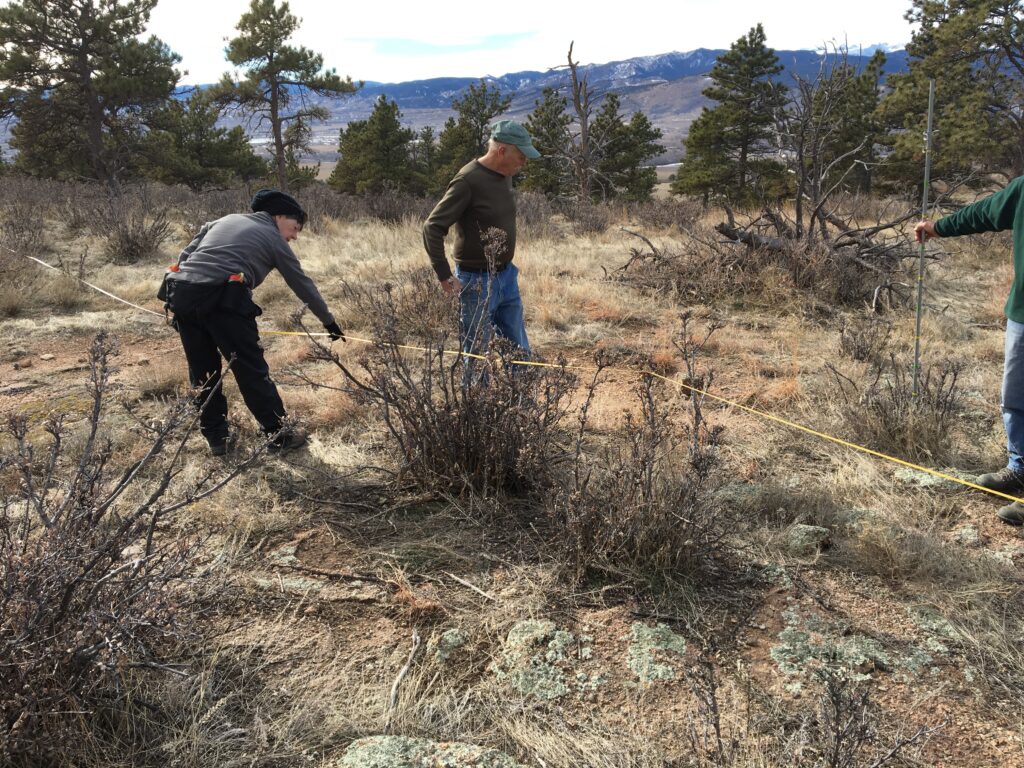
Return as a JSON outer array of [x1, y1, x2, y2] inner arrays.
[[913, 79, 936, 398]]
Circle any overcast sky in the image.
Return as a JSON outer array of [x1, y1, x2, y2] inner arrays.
[[147, 0, 917, 85]]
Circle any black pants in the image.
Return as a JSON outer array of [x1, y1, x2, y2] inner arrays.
[[169, 282, 286, 442]]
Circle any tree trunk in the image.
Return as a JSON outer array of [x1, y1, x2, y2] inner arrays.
[[270, 77, 288, 192]]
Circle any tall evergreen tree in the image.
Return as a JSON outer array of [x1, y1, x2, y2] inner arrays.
[[672, 24, 787, 205], [212, 0, 359, 191], [521, 87, 572, 198], [877, 0, 1024, 188], [141, 91, 267, 190], [591, 93, 664, 202], [829, 49, 886, 194], [328, 96, 417, 194], [431, 80, 511, 193], [0, 0, 180, 193]]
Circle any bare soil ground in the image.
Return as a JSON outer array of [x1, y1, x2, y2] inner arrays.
[[4, 200, 1024, 767]]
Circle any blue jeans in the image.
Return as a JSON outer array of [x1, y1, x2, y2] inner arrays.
[[456, 263, 530, 372], [1003, 319, 1024, 471]]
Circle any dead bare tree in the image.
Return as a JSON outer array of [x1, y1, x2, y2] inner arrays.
[[565, 41, 597, 202]]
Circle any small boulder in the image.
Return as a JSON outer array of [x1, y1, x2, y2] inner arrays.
[[336, 735, 526, 768], [785, 524, 831, 556]]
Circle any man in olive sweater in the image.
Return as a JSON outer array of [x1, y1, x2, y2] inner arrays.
[[165, 189, 344, 455], [916, 175, 1024, 523], [423, 120, 540, 371]]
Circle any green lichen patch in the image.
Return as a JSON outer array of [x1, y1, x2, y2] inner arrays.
[[784, 524, 831, 556], [336, 735, 526, 768], [490, 619, 593, 701], [893, 468, 960, 490], [430, 628, 468, 662], [771, 609, 936, 683], [626, 622, 688, 683]]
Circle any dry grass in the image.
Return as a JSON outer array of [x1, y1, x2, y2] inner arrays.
[[4, 182, 1024, 766]]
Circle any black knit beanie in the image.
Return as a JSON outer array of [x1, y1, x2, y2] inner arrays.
[[250, 188, 307, 226]]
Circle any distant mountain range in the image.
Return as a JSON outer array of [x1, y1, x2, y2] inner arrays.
[[257, 47, 909, 165]]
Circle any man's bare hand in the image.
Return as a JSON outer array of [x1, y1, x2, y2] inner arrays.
[[441, 276, 463, 296], [914, 220, 938, 243]]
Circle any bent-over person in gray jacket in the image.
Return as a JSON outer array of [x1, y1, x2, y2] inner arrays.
[[163, 188, 344, 455]]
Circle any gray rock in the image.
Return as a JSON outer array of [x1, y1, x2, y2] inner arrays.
[[785, 524, 831, 556], [490, 619, 574, 700], [953, 525, 981, 547], [626, 622, 688, 683], [893, 468, 960, 490], [431, 628, 468, 662], [336, 735, 526, 768]]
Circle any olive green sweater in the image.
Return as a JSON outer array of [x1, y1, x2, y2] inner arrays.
[[935, 175, 1024, 322], [422, 160, 516, 281]]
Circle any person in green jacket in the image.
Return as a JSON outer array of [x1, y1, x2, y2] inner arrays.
[[916, 175, 1024, 524]]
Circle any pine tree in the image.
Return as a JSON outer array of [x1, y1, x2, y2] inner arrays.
[[141, 91, 267, 190], [591, 93, 663, 202], [328, 96, 416, 195], [877, 0, 1024, 188], [672, 24, 786, 205], [431, 80, 511, 193], [520, 87, 572, 198], [0, 0, 181, 193], [213, 0, 359, 192], [829, 50, 886, 194]]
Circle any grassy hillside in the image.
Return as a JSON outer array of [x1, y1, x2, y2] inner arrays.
[[1, 178, 1022, 767]]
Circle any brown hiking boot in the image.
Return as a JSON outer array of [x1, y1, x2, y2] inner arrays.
[[975, 467, 1024, 494], [998, 501, 1024, 526]]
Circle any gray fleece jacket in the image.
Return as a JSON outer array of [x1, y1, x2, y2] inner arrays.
[[168, 211, 334, 325]]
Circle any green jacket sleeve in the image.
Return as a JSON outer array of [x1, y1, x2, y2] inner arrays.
[[422, 179, 471, 282], [935, 177, 1024, 237]]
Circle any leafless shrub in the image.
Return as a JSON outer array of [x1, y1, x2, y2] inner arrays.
[[827, 355, 964, 463], [561, 199, 611, 235], [58, 183, 104, 234], [92, 189, 173, 264], [365, 185, 434, 224], [339, 268, 456, 345], [0, 177, 47, 259], [294, 183, 345, 232], [785, 668, 938, 767], [838, 316, 893, 365], [515, 190, 558, 240], [0, 333, 258, 763], [683, 658, 936, 767], [295, 289, 575, 497], [176, 188, 251, 240], [551, 313, 725, 584], [624, 198, 702, 231]]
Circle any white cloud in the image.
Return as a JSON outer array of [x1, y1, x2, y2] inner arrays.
[[147, 0, 914, 85]]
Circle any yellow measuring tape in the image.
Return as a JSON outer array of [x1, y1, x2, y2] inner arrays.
[[15, 251, 1023, 504]]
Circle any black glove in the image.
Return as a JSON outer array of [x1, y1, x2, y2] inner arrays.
[[324, 321, 345, 342]]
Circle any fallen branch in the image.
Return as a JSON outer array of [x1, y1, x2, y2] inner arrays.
[[384, 629, 422, 732]]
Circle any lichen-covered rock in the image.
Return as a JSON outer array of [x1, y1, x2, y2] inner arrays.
[[626, 622, 687, 683], [491, 619, 574, 700], [952, 525, 981, 547], [893, 468, 960, 490], [430, 628, 468, 662], [771, 608, 936, 684], [784, 524, 831, 556], [336, 735, 526, 768]]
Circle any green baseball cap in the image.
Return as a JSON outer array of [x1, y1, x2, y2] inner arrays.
[[490, 120, 540, 159]]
